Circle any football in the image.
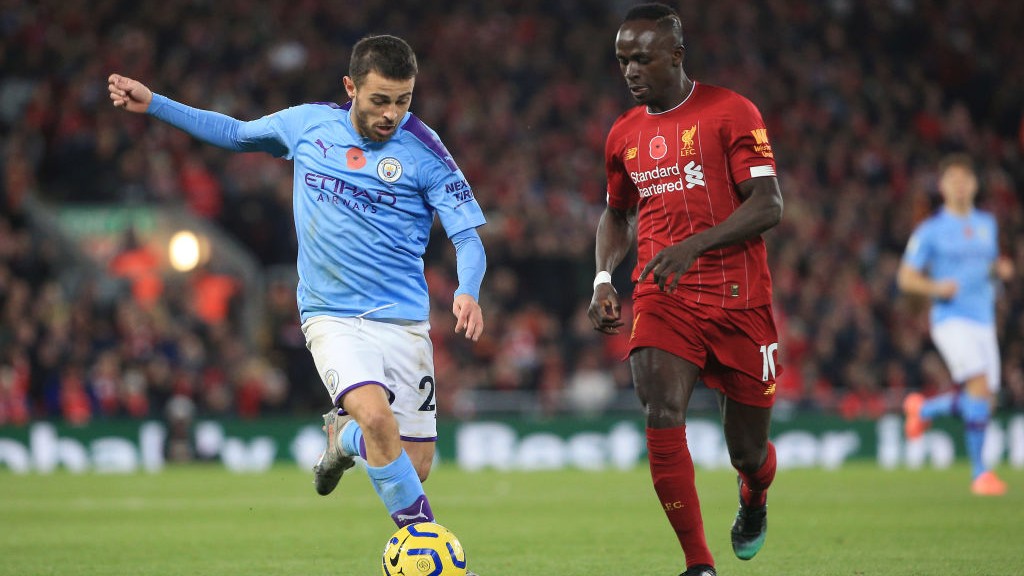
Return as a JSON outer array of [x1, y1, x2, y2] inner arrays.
[[381, 522, 467, 576]]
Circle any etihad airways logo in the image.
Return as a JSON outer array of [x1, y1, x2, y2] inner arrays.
[[304, 171, 397, 214]]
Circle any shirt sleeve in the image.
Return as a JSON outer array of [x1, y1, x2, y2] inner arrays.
[[605, 123, 638, 211], [451, 227, 486, 300], [724, 94, 778, 184], [422, 161, 487, 237], [902, 224, 932, 271], [147, 93, 300, 158]]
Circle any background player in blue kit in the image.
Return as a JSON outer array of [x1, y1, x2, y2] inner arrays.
[[898, 153, 1014, 496], [108, 34, 488, 545]]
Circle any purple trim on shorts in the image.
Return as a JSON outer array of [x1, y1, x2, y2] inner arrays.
[[358, 437, 367, 459], [400, 435, 438, 443], [403, 114, 459, 172], [333, 381, 395, 415]]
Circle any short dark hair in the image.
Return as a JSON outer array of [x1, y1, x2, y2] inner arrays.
[[938, 152, 975, 175], [623, 3, 685, 47], [349, 34, 418, 85]]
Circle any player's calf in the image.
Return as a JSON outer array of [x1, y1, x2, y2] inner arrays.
[[730, 476, 768, 561]]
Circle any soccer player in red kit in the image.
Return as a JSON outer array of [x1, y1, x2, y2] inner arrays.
[[587, 4, 784, 576]]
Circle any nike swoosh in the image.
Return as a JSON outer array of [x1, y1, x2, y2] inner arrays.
[[388, 534, 411, 567]]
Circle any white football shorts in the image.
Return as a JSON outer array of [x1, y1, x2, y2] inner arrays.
[[930, 317, 1001, 392], [302, 315, 438, 441]]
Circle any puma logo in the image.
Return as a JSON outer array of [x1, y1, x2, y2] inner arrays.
[[395, 499, 430, 524], [315, 139, 334, 158]]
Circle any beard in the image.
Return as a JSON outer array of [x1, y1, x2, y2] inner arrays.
[[352, 107, 395, 143]]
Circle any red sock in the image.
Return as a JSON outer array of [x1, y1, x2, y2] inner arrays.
[[739, 441, 776, 507], [646, 426, 714, 569]]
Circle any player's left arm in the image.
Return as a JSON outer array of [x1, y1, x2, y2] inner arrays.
[[994, 256, 1014, 282], [640, 176, 782, 292], [692, 175, 783, 247], [994, 218, 1015, 282], [421, 143, 488, 341], [450, 227, 486, 341]]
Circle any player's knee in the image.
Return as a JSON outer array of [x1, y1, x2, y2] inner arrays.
[[356, 407, 399, 437], [644, 404, 687, 428], [729, 446, 766, 475]]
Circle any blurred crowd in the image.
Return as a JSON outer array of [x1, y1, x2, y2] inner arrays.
[[2, 0, 1023, 427]]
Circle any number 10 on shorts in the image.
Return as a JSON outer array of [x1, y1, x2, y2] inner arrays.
[[760, 343, 779, 381]]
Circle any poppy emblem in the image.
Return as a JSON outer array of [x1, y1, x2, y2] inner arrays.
[[346, 148, 366, 170], [649, 135, 667, 160]]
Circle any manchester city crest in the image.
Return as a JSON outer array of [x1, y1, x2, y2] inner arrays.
[[324, 369, 340, 396], [376, 157, 403, 183]]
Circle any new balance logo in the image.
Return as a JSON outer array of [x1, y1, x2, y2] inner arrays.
[[684, 161, 705, 189]]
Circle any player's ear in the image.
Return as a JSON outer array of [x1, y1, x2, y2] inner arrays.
[[342, 76, 357, 99], [674, 45, 685, 67]]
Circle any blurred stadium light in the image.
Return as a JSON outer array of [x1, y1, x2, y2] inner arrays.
[[27, 198, 265, 347]]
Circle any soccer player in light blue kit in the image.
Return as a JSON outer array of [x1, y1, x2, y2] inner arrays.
[[898, 153, 1014, 496], [109, 35, 487, 565]]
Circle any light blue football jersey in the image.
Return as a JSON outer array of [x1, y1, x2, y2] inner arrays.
[[901, 207, 1000, 325], [150, 96, 486, 322]]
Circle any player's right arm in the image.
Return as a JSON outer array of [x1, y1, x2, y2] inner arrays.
[[897, 227, 957, 299], [897, 264, 957, 300], [108, 74, 153, 113], [588, 204, 636, 335], [107, 73, 289, 157], [590, 121, 638, 335]]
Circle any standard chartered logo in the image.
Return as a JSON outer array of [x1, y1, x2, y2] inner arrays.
[[684, 161, 705, 189]]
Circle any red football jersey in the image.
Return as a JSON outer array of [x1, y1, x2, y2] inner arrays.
[[605, 82, 778, 309]]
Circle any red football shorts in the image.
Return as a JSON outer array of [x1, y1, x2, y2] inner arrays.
[[628, 291, 781, 408]]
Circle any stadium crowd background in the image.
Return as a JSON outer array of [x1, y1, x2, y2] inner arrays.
[[1, 0, 1023, 427]]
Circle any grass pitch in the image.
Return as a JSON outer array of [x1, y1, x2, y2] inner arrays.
[[2, 463, 1022, 575]]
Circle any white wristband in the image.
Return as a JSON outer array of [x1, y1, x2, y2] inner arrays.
[[593, 270, 613, 290]]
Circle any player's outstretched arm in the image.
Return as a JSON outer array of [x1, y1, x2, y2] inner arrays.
[[107, 75, 287, 156], [108, 74, 153, 113]]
